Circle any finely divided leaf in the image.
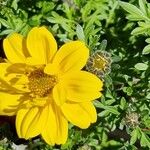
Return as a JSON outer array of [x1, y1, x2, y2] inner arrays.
[[130, 128, 139, 145], [139, 0, 148, 15], [119, 1, 150, 21], [141, 132, 150, 148], [76, 24, 85, 42]]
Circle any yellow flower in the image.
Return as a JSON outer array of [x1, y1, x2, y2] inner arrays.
[[0, 27, 103, 145]]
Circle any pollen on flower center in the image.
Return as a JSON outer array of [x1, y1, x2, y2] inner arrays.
[[28, 69, 57, 97]]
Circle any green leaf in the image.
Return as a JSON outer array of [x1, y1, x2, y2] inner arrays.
[[145, 38, 150, 43], [119, 1, 150, 21], [11, 0, 19, 10], [135, 63, 148, 70], [146, 93, 150, 99], [140, 132, 150, 148], [101, 131, 108, 144], [20, 24, 30, 36], [0, 18, 10, 28], [42, 2, 55, 14], [139, 0, 148, 15], [105, 89, 114, 99], [76, 24, 85, 41], [28, 15, 42, 26], [142, 44, 150, 54], [123, 87, 133, 96], [94, 101, 119, 115], [0, 29, 14, 36], [131, 25, 150, 35], [131, 27, 145, 35], [130, 128, 139, 144], [112, 55, 122, 62], [105, 106, 120, 115], [98, 110, 109, 117], [105, 99, 115, 105], [120, 97, 127, 110], [99, 40, 107, 51], [127, 14, 146, 21]]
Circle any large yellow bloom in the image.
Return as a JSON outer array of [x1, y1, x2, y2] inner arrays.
[[0, 27, 103, 145]]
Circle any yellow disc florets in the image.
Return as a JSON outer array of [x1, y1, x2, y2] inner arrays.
[[93, 53, 108, 70], [28, 69, 57, 97], [86, 51, 111, 80]]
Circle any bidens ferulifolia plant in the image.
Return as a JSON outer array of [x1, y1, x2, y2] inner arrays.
[[0, 0, 150, 149]]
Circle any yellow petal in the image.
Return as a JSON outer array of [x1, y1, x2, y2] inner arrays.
[[26, 57, 45, 66], [41, 104, 57, 145], [10, 75, 29, 92], [6, 63, 27, 74], [31, 98, 47, 107], [63, 71, 103, 102], [16, 106, 45, 138], [0, 63, 29, 93], [21, 107, 39, 138], [27, 27, 57, 64], [16, 107, 41, 139], [0, 63, 12, 85], [44, 63, 59, 75], [54, 104, 68, 144], [16, 108, 28, 138], [0, 92, 21, 116], [53, 83, 66, 106], [80, 102, 97, 123], [3, 33, 28, 63], [61, 102, 94, 129], [22, 107, 47, 139], [0, 63, 24, 116], [49, 41, 89, 75], [42, 102, 68, 145]]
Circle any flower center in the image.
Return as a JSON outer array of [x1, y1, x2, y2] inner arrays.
[[28, 69, 57, 97], [93, 54, 108, 71]]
